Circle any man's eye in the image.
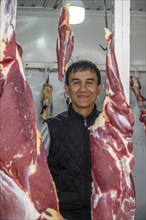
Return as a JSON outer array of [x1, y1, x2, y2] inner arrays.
[[87, 81, 94, 85], [73, 81, 80, 85]]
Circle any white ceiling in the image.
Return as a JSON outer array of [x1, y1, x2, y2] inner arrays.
[[17, 0, 146, 12]]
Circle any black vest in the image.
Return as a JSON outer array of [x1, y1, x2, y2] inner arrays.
[[45, 104, 100, 211]]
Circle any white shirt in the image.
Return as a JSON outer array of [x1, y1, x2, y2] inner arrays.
[[40, 122, 50, 156]]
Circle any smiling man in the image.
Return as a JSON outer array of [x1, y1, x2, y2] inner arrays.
[[40, 60, 102, 220]]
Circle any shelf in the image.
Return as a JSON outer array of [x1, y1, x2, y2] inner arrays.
[[23, 61, 146, 74]]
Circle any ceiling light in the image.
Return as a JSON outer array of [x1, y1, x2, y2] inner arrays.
[[64, 0, 85, 25]]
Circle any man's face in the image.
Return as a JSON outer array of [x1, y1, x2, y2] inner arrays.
[[65, 70, 102, 112]]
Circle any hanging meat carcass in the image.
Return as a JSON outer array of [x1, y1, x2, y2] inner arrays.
[[130, 76, 146, 132], [40, 76, 53, 120], [139, 110, 146, 132], [90, 28, 136, 220], [56, 3, 74, 81], [0, 0, 63, 219]]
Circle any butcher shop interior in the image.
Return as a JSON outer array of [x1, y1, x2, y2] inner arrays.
[[1, 0, 146, 219]]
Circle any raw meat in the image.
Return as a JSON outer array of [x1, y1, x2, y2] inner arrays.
[[40, 76, 53, 120], [0, 0, 62, 219], [130, 76, 146, 132], [139, 109, 146, 132], [90, 28, 136, 220], [56, 3, 74, 81], [0, 165, 40, 220]]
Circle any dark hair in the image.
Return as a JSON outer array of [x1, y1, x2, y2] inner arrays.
[[65, 60, 101, 85]]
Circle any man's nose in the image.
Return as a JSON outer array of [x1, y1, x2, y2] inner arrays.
[[80, 82, 86, 91]]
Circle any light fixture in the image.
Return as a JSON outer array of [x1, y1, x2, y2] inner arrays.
[[64, 0, 85, 25]]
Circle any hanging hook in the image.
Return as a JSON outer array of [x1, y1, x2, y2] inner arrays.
[[46, 74, 49, 84], [104, 0, 108, 29], [99, 44, 107, 51], [99, 0, 108, 51]]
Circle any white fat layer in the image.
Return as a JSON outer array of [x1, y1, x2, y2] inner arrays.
[[25, 160, 37, 193], [110, 190, 117, 199], [110, 108, 131, 128], [93, 183, 118, 209], [0, 2, 12, 41], [1, 0, 17, 40], [28, 160, 37, 176], [121, 156, 131, 175], [36, 128, 41, 155], [93, 193, 102, 209], [108, 87, 114, 96], [1, 60, 13, 77], [90, 112, 106, 131], [16, 48, 26, 79], [121, 196, 135, 215], [92, 182, 102, 209], [13, 153, 23, 159]]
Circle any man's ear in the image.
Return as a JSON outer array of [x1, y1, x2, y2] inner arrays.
[[97, 84, 102, 95], [64, 84, 70, 96]]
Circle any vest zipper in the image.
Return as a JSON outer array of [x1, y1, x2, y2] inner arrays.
[[84, 118, 87, 127], [83, 118, 90, 206]]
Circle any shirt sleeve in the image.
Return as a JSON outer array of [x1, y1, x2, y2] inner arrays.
[[40, 122, 50, 156]]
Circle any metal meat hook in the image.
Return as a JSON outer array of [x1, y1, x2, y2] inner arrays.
[[99, 0, 109, 51]]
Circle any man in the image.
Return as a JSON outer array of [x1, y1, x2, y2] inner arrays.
[[41, 60, 102, 220]]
